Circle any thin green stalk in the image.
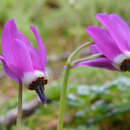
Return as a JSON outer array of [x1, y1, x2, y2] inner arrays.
[[72, 53, 103, 65], [67, 41, 93, 64], [17, 83, 23, 130], [57, 41, 93, 130], [57, 64, 71, 130]]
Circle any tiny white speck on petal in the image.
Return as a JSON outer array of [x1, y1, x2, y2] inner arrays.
[[22, 70, 48, 88]]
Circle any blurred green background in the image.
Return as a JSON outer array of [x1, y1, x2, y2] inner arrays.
[[0, 0, 130, 130]]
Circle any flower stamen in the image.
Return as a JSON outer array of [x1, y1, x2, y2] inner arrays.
[[28, 77, 48, 104], [28, 77, 48, 90], [120, 59, 130, 71]]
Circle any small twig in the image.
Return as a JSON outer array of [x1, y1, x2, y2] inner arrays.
[[0, 97, 41, 127]]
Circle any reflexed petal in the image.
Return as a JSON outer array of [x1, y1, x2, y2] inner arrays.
[[86, 26, 122, 60], [73, 57, 117, 71], [17, 32, 43, 70], [96, 13, 130, 51], [1, 19, 38, 61], [2, 38, 33, 79], [0, 56, 19, 82], [30, 26, 46, 70], [17, 32, 37, 55], [2, 19, 18, 59], [109, 14, 129, 30]]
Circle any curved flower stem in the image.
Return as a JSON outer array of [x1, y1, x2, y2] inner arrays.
[[57, 42, 93, 130], [72, 53, 103, 66], [17, 83, 23, 130], [67, 42, 93, 64], [57, 64, 71, 130]]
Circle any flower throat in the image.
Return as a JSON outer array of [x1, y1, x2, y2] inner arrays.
[[120, 59, 130, 71]]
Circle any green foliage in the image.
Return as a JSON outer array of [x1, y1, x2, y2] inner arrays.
[[71, 67, 120, 85], [46, 81, 60, 100], [2, 77, 130, 130], [67, 77, 130, 129]]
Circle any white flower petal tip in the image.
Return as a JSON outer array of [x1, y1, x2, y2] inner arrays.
[[22, 70, 48, 88]]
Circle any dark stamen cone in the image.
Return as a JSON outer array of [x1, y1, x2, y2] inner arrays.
[[35, 85, 46, 104], [120, 59, 130, 71]]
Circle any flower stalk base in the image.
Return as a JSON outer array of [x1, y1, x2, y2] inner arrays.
[[57, 64, 71, 130], [17, 83, 23, 130]]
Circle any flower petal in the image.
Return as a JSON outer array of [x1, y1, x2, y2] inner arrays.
[[0, 56, 19, 82], [30, 26, 47, 70], [17, 32, 43, 70], [2, 38, 33, 80], [90, 44, 101, 54], [1, 19, 18, 59], [96, 13, 130, 51], [109, 14, 129, 30], [86, 26, 122, 61], [2, 19, 38, 62], [73, 57, 117, 71], [17, 32, 37, 55]]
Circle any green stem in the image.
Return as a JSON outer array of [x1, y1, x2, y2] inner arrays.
[[67, 42, 92, 64], [57, 41, 93, 130], [57, 64, 71, 130], [72, 53, 103, 65], [17, 83, 23, 130]]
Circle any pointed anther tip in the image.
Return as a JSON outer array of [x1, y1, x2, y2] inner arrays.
[[35, 85, 47, 104], [26, 76, 48, 104]]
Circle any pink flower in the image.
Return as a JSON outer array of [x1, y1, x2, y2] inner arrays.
[[74, 13, 130, 71], [0, 19, 48, 103]]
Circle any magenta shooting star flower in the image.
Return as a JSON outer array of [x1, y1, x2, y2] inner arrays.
[[0, 19, 48, 103], [74, 13, 130, 72]]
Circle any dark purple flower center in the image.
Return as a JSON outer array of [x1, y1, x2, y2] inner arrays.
[[29, 77, 48, 104], [120, 59, 130, 71], [29, 77, 48, 90]]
